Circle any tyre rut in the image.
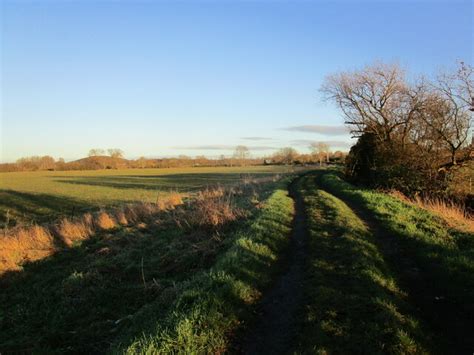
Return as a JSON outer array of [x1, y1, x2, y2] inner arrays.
[[239, 177, 309, 355]]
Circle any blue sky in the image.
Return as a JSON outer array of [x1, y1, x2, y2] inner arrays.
[[1, 0, 472, 162]]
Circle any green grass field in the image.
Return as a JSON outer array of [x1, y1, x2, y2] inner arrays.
[[0, 166, 292, 226]]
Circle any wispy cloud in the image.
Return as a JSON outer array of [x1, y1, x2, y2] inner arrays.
[[173, 145, 277, 151], [283, 125, 349, 136], [241, 137, 273, 141], [291, 139, 353, 149]]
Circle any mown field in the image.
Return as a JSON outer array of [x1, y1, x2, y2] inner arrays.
[[1, 168, 472, 354], [0, 166, 293, 226]]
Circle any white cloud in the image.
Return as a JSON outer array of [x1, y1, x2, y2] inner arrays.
[[283, 125, 349, 136], [291, 139, 353, 149], [173, 144, 277, 151]]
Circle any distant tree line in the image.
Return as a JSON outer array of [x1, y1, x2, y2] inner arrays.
[[0, 145, 347, 172], [323, 61, 473, 198]]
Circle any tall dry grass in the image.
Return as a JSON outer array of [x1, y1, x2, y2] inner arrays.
[[0, 193, 185, 274], [389, 190, 474, 233], [94, 211, 117, 230], [54, 214, 94, 246], [156, 191, 183, 210], [169, 186, 241, 229], [0, 226, 54, 272], [191, 187, 240, 227]]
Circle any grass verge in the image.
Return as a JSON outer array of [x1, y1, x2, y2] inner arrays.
[[115, 186, 294, 353], [319, 171, 474, 352]]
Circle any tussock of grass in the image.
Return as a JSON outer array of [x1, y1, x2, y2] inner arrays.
[[54, 215, 94, 246], [94, 211, 117, 230], [296, 176, 431, 353], [113, 209, 129, 225], [156, 191, 183, 210]]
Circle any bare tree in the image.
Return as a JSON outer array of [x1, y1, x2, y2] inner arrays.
[[136, 156, 147, 169], [274, 147, 298, 165], [321, 63, 421, 143], [16, 156, 56, 170], [310, 142, 330, 166], [323, 61, 473, 195], [38, 156, 56, 170], [88, 148, 105, 157], [233, 145, 250, 165], [422, 63, 473, 165], [107, 148, 124, 159]]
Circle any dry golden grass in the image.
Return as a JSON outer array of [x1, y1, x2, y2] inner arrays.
[[54, 215, 94, 246], [0, 192, 187, 274], [6, 225, 54, 251], [167, 191, 184, 207], [389, 190, 474, 233], [131, 202, 158, 220], [0, 226, 55, 273], [157, 191, 184, 210], [189, 188, 240, 228], [414, 196, 474, 232], [94, 211, 117, 230], [114, 209, 129, 226]]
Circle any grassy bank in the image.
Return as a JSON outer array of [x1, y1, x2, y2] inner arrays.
[[319, 172, 474, 352], [0, 179, 294, 353], [296, 174, 431, 353]]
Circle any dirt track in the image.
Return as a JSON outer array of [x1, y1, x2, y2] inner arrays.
[[240, 177, 309, 354]]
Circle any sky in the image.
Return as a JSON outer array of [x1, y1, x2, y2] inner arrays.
[[0, 0, 472, 162]]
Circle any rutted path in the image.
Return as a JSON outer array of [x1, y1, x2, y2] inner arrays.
[[239, 171, 471, 354], [240, 177, 309, 355]]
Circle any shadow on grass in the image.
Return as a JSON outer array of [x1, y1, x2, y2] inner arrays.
[[0, 189, 96, 227], [53, 173, 272, 192]]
